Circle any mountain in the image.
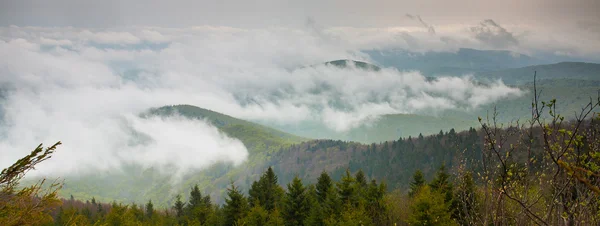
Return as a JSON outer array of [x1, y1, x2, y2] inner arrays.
[[57, 110, 482, 207], [323, 59, 381, 71], [258, 114, 478, 143], [58, 105, 307, 206], [475, 62, 600, 85], [144, 105, 306, 152], [364, 48, 543, 76]]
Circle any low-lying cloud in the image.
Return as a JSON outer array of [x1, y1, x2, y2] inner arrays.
[[0, 25, 526, 177]]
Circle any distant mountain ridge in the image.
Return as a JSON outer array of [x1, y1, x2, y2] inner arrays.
[[323, 59, 381, 71], [365, 48, 542, 76], [475, 62, 600, 85]]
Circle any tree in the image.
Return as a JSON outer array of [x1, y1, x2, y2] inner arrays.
[[173, 194, 185, 218], [355, 169, 368, 189], [429, 165, 455, 213], [477, 74, 600, 225], [188, 184, 203, 209], [408, 186, 457, 226], [365, 179, 387, 225], [409, 170, 426, 197], [239, 204, 269, 226], [337, 169, 356, 206], [454, 171, 479, 226], [186, 184, 212, 224], [223, 183, 249, 226], [249, 167, 284, 212], [0, 142, 62, 226], [282, 176, 310, 226], [315, 171, 333, 203], [145, 200, 154, 219]]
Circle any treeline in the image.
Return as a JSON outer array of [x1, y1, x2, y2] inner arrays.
[[266, 127, 481, 191], [51, 166, 469, 226]]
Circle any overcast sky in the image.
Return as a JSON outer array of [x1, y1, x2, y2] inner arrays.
[[0, 0, 599, 28]]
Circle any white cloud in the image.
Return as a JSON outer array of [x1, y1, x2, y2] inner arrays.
[[0, 26, 526, 177], [81, 30, 142, 45], [39, 37, 73, 46]]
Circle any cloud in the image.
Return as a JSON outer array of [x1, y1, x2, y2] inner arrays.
[[39, 37, 73, 46], [0, 26, 527, 177], [406, 14, 436, 35], [81, 30, 141, 45], [470, 19, 519, 48]]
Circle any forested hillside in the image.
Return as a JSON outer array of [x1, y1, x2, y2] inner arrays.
[[57, 105, 307, 206], [477, 62, 600, 85], [5, 103, 600, 225]]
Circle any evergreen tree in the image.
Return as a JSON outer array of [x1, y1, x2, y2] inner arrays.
[[223, 183, 249, 226], [186, 184, 212, 224], [409, 170, 426, 197], [239, 204, 269, 226], [145, 199, 154, 219], [173, 194, 185, 218], [315, 171, 333, 203], [249, 167, 283, 212], [188, 184, 203, 210], [323, 183, 342, 217], [365, 179, 387, 225], [430, 165, 454, 204], [266, 207, 285, 226], [355, 169, 368, 189], [408, 186, 456, 226], [337, 169, 357, 206], [282, 176, 310, 226]]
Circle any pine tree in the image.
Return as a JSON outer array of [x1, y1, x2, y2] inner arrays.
[[173, 194, 185, 218], [409, 170, 426, 197], [355, 169, 368, 189], [282, 176, 310, 226], [323, 183, 342, 217], [223, 183, 249, 226], [430, 165, 454, 204], [408, 186, 456, 226], [145, 199, 154, 219], [315, 171, 333, 203], [266, 207, 285, 226], [188, 184, 203, 210], [186, 184, 212, 224], [365, 179, 387, 225], [249, 167, 283, 212], [337, 169, 356, 206], [239, 204, 269, 226]]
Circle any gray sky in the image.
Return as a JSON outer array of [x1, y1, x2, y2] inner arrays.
[[0, 0, 599, 28]]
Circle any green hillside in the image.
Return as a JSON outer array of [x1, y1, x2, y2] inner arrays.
[[438, 78, 600, 123], [476, 62, 600, 85], [145, 105, 306, 153], [57, 105, 307, 207]]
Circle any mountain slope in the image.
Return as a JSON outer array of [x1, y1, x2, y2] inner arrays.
[[476, 62, 600, 85], [365, 48, 542, 76], [259, 113, 478, 143], [57, 105, 307, 206], [145, 105, 307, 152], [323, 59, 381, 71]]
